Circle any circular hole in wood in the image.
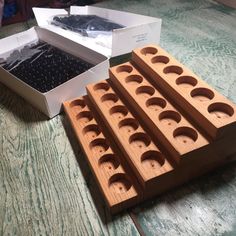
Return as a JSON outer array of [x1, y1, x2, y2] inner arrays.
[[109, 105, 128, 120], [173, 127, 198, 145], [70, 99, 85, 109], [159, 110, 181, 126], [70, 99, 86, 114], [146, 97, 167, 112], [191, 87, 215, 102], [163, 66, 183, 76], [118, 118, 139, 134], [76, 111, 93, 125], [125, 74, 143, 85], [89, 138, 109, 155], [109, 173, 132, 194], [93, 82, 110, 95], [141, 150, 165, 169], [140, 47, 158, 56], [99, 153, 120, 171], [116, 65, 133, 74], [135, 85, 155, 99], [208, 102, 234, 119], [82, 124, 101, 140], [151, 55, 170, 65], [176, 76, 198, 88], [100, 93, 119, 107], [129, 132, 151, 149]]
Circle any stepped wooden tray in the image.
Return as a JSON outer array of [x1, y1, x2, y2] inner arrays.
[[63, 45, 236, 214]]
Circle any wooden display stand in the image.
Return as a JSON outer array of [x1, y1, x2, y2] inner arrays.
[[63, 44, 236, 214]]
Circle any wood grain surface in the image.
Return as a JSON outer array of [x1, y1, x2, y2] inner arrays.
[[0, 0, 236, 235], [0, 84, 140, 235]]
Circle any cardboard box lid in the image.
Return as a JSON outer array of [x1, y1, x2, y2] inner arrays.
[[33, 6, 162, 58]]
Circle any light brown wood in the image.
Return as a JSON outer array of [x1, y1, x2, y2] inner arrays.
[[63, 44, 236, 214], [109, 62, 209, 163], [63, 96, 141, 214], [86, 80, 174, 189], [132, 45, 236, 140]]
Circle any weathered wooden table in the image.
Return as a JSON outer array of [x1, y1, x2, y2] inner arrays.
[[0, 0, 236, 235]]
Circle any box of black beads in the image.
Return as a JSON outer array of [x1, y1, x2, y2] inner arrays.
[[0, 27, 109, 118], [33, 7, 162, 58]]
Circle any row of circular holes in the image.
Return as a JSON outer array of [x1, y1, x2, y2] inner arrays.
[[70, 96, 165, 192], [70, 96, 197, 177], [113, 69, 200, 143], [86, 125, 135, 193], [93, 83, 166, 169], [70, 98, 133, 193], [131, 84, 200, 142], [115, 67, 186, 130], [116, 64, 214, 102], [94, 80, 181, 124], [95, 84, 152, 148], [138, 47, 234, 118], [117, 64, 198, 88]]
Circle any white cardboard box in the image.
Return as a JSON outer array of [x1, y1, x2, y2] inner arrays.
[[33, 6, 162, 58], [0, 26, 109, 118]]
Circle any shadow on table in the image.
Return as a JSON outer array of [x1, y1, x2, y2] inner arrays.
[[0, 84, 49, 122], [61, 114, 130, 224], [131, 158, 236, 213]]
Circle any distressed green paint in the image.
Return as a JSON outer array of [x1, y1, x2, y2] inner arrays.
[[0, 86, 140, 235]]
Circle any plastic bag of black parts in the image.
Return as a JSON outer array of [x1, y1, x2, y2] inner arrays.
[[51, 14, 125, 38], [0, 41, 93, 93]]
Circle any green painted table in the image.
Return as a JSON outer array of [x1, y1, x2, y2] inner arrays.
[[0, 0, 236, 235]]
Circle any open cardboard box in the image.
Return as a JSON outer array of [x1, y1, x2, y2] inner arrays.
[[0, 7, 161, 118], [33, 6, 162, 57], [0, 27, 109, 118]]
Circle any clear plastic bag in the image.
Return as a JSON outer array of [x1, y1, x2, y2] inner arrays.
[[51, 14, 125, 38], [0, 41, 93, 93]]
